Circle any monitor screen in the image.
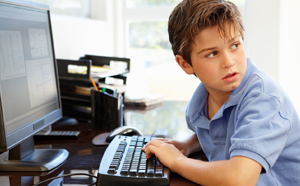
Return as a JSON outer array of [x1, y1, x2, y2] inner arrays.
[[0, 0, 67, 171]]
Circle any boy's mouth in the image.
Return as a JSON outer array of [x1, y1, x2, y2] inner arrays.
[[222, 72, 238, 81]]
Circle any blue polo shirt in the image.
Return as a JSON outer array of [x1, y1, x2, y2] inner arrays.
[[186, 58, 300, 185]]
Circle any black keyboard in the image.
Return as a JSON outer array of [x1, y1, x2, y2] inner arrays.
[[96, 135, 170, 186]]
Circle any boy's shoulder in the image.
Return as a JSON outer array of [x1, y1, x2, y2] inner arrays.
[[241, 60, 294, 117], [241, 58, 283, 98], [243, 67, 282, 98]]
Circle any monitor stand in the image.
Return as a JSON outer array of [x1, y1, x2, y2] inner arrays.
[[0, 136, 69, 171]]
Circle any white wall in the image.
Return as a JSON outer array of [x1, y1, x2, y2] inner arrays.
[[244, 0, 280, 79], [245, 0, 300, 112], [51, 14, 113, 60], [279, 0, 300, 112]]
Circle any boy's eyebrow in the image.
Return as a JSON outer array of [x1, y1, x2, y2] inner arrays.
[[198, 35, 241, 54], [228, 35, 240, 43], [198, 47, 217, 55]]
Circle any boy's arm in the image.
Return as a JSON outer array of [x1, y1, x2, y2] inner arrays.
[[175, 155, 262, 186], [143, 139, 262, 186]]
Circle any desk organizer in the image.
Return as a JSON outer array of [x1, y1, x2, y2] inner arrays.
[[57, 55, 130, 121], [91, 87, 123, 130]]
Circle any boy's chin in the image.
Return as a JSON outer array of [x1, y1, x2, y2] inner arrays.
[[227, 83, 241, 91]]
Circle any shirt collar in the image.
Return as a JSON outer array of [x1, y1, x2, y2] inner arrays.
[[186, 83, 209, 128]]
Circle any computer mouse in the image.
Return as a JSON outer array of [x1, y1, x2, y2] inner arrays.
[[151, 128, 172, 139], [105, 126, 143, 142]]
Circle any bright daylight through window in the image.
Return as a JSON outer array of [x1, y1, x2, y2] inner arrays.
[[32, 0, 91, 17]]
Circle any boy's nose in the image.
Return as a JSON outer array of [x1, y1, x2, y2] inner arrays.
[[221, 53, 235, 68]]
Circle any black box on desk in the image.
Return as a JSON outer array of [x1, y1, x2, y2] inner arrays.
[[91, 87, 123, 130]]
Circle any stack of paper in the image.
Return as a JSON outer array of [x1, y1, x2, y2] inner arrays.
[[124, 94, 164, 107]]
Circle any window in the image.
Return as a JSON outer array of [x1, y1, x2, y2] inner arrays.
[[127, 21, 172, 70], [124, 0, 181, 72], [125, 0, 182, 8], [32, 0, 91, 17]]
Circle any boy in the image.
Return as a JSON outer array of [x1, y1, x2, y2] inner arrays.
[[142, 0, 300, 185]]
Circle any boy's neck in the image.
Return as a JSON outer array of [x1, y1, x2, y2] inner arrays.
[[207, 92, 230, 120]]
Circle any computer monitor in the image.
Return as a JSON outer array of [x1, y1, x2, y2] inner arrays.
[[0, 0, 68, 171]]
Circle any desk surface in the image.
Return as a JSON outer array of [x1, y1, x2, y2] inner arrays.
[[0, 101, 206, 186]]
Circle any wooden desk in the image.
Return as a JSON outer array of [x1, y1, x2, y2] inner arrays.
[[0, 101, 207, 186]]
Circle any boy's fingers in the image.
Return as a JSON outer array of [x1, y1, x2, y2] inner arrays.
[[143, 139, 163, 150], [159, 138, 170, 142], [160, 138, 174, 144], [143, 145, 159, 159], [142, 139, 167, 159]]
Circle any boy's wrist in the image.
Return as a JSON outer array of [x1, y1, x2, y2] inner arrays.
[[183, 142, 191, 156], [184, 134, 201, 155], [171, 156, 188, 173]]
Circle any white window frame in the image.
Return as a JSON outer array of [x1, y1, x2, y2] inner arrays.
[[113, 0, 177, 58]]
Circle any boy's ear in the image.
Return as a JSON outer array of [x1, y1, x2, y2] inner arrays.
[[175, 55, 194, 75]]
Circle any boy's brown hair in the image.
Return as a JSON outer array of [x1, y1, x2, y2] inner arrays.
[[168, 0, 244, 66]]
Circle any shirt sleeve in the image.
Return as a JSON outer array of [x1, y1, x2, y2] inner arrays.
[[229, 92, 291, 173]]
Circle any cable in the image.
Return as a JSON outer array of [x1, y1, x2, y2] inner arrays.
[[32, 173, 97, 186]]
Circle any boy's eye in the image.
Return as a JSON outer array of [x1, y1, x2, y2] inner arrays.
[[206, 51, 218, 58], [231, 42, 240, 49]]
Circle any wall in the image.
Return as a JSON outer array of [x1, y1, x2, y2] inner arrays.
[[50, 14, 113, 60], [245, 0, 300, 112], [279, 0, 300, 112], [244, 0, 280, 79]]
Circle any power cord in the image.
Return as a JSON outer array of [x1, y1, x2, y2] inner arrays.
[[32, 173, 97, 186]]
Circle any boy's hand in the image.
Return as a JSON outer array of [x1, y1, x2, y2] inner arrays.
[[142, 139, 186, 172], [159, 138, 191, 156]]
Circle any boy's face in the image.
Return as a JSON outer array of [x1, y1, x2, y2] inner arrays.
[[176, 25, 246, 96]]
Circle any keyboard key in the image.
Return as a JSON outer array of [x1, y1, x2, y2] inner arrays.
[[156, 158, 163, 169], [114, 152, 123, 159], [130, 141, 137, 146], [131, 136, 138, 140], [138, 169, 146, 176], [138, 136, 144, 142], [121, 169, 129, 175], [155, 170, 163, 177], [147, 169, 154, 177], [145, 136, 151, 140], [119, 140, 127, 146], [130, 168, 138, 176], [108, 167, 117, 174], [136, 142, 143, 147]]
